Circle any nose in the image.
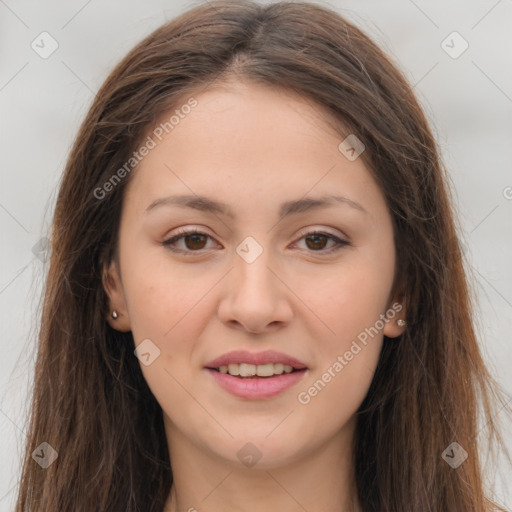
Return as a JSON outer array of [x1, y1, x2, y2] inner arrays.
[[216, 246, 294, 334]]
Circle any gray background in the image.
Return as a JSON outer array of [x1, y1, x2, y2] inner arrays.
[[1, 0, 511, 509]]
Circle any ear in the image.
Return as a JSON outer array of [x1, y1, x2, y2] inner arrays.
[[102, 259, 132, 332], [383, 292, 407, 339]]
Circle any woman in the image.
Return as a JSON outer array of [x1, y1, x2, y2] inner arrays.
[[15, 1, 510, 510]]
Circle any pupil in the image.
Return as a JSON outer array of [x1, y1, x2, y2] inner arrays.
[[306, 234, 326, 250], [186, 234, 206, 250]]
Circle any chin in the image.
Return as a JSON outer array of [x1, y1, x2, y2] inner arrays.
[[206, 434, 310, 470]]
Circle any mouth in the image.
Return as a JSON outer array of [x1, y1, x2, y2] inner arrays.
[[206, 363, 306, 379], [205, 364, 308, 400], [204, 350, 308, 398]]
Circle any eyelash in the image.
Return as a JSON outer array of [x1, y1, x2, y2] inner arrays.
[[161, 228, 350, 256]]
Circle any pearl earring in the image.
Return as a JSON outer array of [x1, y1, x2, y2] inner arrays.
[[397, 319, 406, 327], [111, 310, 118, 319]]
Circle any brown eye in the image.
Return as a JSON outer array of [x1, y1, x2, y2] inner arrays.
[[304, 233, 330, 251], [295, 231, 349, 253], [162, 229, 216, 254], [181, 233, 208, 250]]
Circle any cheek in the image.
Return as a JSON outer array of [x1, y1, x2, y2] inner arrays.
[[121, 252, 213, 417], [296, 261, 390, 429], [121, 247, 210, 340], [305, 252, 395, 340], [295, 338, 382, 445], [294, 248, 393, 414]]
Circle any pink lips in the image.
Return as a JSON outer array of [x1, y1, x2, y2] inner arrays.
[[204, 350, 307, 370], [204, 350, 308, 399]]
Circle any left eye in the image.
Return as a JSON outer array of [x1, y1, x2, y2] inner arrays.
[[162, 229, 349, 255], [294, 231, 349, 252]]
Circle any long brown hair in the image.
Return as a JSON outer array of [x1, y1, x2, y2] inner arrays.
[[15, 1, 510, 510]]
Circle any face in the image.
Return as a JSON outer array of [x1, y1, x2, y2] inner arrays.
[[104, 80, 405, 470]]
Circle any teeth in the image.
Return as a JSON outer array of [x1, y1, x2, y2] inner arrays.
[[217, 362, 297, 377], [256, 363, 274, 377], [228, 363, 239, 376], [240, 363, 256, 377], [274, 363, 284, 374]]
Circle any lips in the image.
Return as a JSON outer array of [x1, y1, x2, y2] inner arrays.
[[204, 349, 307, 370], [204, 350, 308, 398]]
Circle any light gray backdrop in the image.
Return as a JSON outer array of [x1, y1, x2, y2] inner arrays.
[[1, 0, 511, 510]]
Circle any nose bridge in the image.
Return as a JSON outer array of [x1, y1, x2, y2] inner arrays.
[[216, 234, 293, 332], [233, 235, 276, 295]]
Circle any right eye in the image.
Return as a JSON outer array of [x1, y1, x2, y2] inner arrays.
[[162, 228, 220, 254]]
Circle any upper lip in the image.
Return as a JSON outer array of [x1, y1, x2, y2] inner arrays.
[[205, 350, 307, 369]]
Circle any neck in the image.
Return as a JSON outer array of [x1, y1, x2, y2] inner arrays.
[[162, 416, 361, 512]]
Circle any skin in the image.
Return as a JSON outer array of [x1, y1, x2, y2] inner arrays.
[[104, 79, 406, 512]]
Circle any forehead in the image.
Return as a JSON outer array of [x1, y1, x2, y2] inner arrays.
[[122, 80, 383, 220]]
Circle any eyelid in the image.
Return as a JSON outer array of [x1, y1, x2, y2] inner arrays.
[[294, 226, 348, 241]]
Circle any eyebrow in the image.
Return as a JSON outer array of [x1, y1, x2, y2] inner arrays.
[[145, 193, 367, 218]]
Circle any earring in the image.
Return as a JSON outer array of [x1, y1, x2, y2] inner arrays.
[[397, 319, 406, 327], [111, 310, 118, 320]]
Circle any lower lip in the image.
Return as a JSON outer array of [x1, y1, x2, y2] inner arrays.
[[205, 368, 308, 399]]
